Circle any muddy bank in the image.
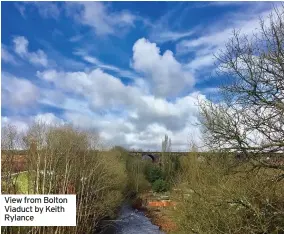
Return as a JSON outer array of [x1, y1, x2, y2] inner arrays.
[[144, 208, 177, 233], [133, 193, 178, 233]]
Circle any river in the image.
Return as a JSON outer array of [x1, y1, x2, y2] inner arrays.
[[99, 204, 165, 234]]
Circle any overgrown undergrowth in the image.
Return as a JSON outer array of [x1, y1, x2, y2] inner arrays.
[[171, 152, 284, 234]]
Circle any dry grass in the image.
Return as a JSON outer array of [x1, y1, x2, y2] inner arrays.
[[171, 152, 284, 234]]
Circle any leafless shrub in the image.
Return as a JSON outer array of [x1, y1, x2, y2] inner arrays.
[[1, 122, 127, 234], [173, 151, 284, 234]]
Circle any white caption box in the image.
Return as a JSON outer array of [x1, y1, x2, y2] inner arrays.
[[0, 195, 76, 226]]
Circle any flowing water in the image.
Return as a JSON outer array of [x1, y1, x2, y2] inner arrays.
[[99, 204, 165, 234]]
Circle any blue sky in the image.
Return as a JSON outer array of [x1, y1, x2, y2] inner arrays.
[[1, 1, 278, 150]]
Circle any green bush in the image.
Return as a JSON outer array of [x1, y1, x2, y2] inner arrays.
[[152, 179, 169, 193], [145, 164, 164, 184]]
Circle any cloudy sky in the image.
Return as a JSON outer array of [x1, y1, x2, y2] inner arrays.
[[1, 1, 278, 151]]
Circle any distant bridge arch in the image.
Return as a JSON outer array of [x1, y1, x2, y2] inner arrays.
[[142, 154, 157, 162]]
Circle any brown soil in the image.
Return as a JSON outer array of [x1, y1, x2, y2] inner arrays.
[[145, 208, 178, 233], [132, 194, 178, 233]]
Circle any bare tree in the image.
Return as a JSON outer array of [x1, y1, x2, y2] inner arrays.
[[1, 122, 127, 234], [199, 6, 284, 171]]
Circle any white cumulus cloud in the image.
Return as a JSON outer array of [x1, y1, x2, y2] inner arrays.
[[132, 38, 194, 98], [2, 72, 39, 109]]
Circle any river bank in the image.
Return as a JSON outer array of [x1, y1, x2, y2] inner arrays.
[[136, 192, 178, 233], [144, 208, 177, 233], [96, 190, 178, 234]]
